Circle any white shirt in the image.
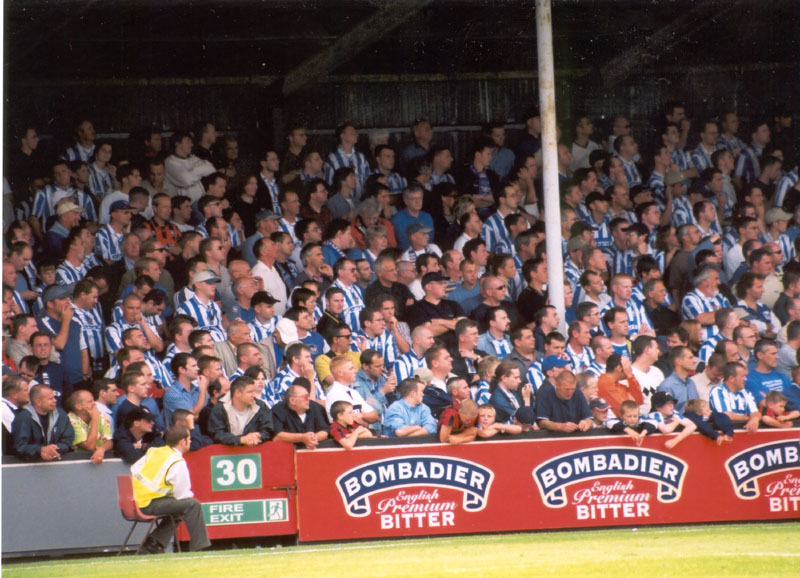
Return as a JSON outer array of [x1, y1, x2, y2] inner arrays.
[[325, 381, 370, 421], [631, 364, 665, 415], [164, 449, 194, 500], [251, 260, 288, 316]]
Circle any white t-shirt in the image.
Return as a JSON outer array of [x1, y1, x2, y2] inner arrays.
[[325, 382, 369, 421], [631, 364, 665, 415]]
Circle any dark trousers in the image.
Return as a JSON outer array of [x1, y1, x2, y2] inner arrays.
[[141, 497, 210, 552]]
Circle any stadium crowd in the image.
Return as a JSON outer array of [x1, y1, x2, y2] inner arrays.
[[2, 103, 800, 459]]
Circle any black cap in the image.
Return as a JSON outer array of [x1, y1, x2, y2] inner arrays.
[[650, 391, 678, 410], [421, 272, 449, 287]]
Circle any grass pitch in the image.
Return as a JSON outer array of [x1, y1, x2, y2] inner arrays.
[[4, 522, 799, 577]]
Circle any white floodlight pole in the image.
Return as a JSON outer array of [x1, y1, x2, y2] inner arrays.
[[535, 0, 565, 328]]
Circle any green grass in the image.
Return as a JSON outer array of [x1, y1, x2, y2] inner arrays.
[[4, 523, 799, 577]]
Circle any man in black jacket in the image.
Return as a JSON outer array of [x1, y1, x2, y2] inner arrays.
[[12, 384, 74, 461], [208, 376, 273, 446], [272, 383, 330, 449]]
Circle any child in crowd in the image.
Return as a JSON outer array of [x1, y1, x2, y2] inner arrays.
[[513, 406, 538, 432], [473, 356, 499, 406], [330, 400, 373, 449], [589, 397, 613, 428], [761, 391, 800, 428], [683, 398, 734, 444], [32, 261, 58, 316], [438, 399, 479, 444], [648, 391, 697, 449], [605, 400, 656, 445], [172, 408, 213, 451], [475, 404, 522, 438]]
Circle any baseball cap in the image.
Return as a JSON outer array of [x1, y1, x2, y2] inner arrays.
[[514, 406, 536, 426], [275, 317, 300, 344], [42, 284, 74, 303], [664, 170, 684, 186], [650, 391, 678, 410], [110, 200, 132, 213], [542, 355, 570, 373], [421, 272, 449, 287], [589, 398, 610, 411], [406, 222, 432, 236], [255, 210, 281, 223], [765, 207, 793, 225], [56, 202, 84, 217], [623, 222, 650, 236], [251, 291, 279, 306], [413, 367, 433, 384], [192, 270, 221, 285]]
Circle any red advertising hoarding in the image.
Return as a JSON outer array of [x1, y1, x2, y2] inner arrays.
[[295, 429, 800, 542], [179, 442, 297, 541]]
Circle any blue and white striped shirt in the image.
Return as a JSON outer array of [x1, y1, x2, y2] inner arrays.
[[619, 157, 641, 187], [72, 303, 105, 364], [763, 231, 795, 265], [482, 211, 514, 254], [564, 258, 583, 290], [526, 360, 545, 392], [177, 295, 226, 342], [734, 142, 763, 183], [690, 144, 716, 173], [698, 331, 723, 364], [774, 168, 799, 208], [325, 146, 371, 199], [33, 185, 94, 227], [333, 279, 365, 332], [55, 260, 87, 286], [565, 344, 594, 373], [471, 379, 491, 406], [249, 316, 279, 343], [681, 290, 731, 341], [670, 196, 694, 228], [709, 383, 757, 415], [601, 299, 651, 337], [717, 134, 746, 155], [266, 367, 325, 408], [104, 319, 160, 355], [647, 171, 666, 209], [593, 221, 614, 252], [88, 163, 114, 199], [163, 343, 189, 376], [585, 360, 606, 377], [95, 224, 125, 262], [356, 329, 399, 368], [374, 169, 407, 195], [428, 171, 455, 190], [63, 143, 95, 162], [393, 349, 427, 383], [671, 148, 695, 172], [144, 350, 173, 390]]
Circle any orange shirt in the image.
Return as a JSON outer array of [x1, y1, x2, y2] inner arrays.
[[597, 373, 644, 417]]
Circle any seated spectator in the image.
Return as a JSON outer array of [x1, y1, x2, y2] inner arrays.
[[421, 344, 455, 419], [113, 407, 164, 464], [2, 374, 30, 455], [646, 391, 697, 449], [656, 346, 699, 413], [272, 383, 330, 449], [604, 399, 657, 445], [353, 349, 395, 432], [536, 371, 593, 433], [164, 353, 208, 426], [683, 398, 734, 444], [475, 403, 523, 438], [13, 384, 74, 461], [66, 389, 112, 464], [329, 400, 373, 449], [489, 360, 533, 424], [198, 377, 230, 435], [472, 356, 500, 406], [383, 377, 438, 437], [208, 376, 273, 446], [761, 391, 799, 428], [438, 398, 479, 444], [710, 361, 760, 432], [477, 306, 513, 358], [171, 408, 213, 451], [269, 342, 326, 408], [451, 318, 488, 384], [745, 339, 793, 407], [314, 325, 362, 387], [324, 356, 379, 427], [597, 353, 644, 417]]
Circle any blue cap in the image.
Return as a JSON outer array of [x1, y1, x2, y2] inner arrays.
[[542, 355, 570, 373], [110, 200, 132, 213]]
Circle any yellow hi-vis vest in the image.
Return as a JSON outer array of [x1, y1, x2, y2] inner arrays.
[[131, 446, 184, 509]]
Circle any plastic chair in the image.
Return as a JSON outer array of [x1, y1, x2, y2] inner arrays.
[[116, 475, 181, 555]]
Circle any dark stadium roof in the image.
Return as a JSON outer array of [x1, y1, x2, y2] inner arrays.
[[6, 0, 799, 89]]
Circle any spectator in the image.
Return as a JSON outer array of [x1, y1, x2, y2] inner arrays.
[[329, 400, 374, 449], [65, 389, 113, 464], [597, 354, 644, 417], [383, 378, 438, 438], [2, 374, 30, 455], [272, 384, 330, 449], [208, 376, 273, 446], [489, 360, 533, 424], [324, 356, 379, 427], [438, 398, 479, 445], [171, 408, 213, 451], [745, 339, 793, 407], [12, 384, 74, 461], [536, 371, 593, 433], [710, 362, 760, 433], [353, 349, 394, 431]]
